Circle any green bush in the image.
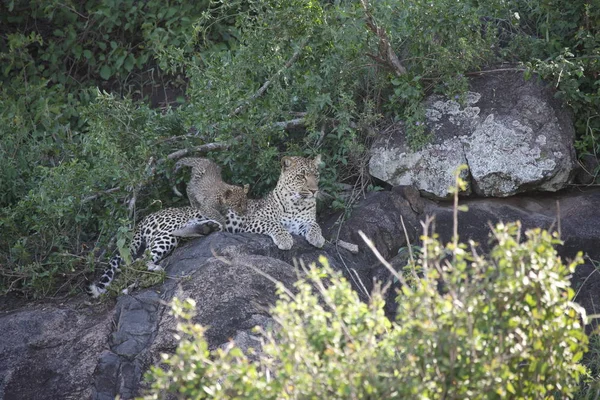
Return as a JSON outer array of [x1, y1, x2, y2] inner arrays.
[[0, 0, 210, 85], [1, 0, 598, 299], [0, 0, 218, 297], [0, 90, 188, 297], [0, 0, 512, 297], [143, 222, 588, 399], [577, 333, 600, 399], [504, 0, 600, 166]]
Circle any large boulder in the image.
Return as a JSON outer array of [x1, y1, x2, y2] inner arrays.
[[2, 188, 600, 399], [369, 71, 577, 198], [0, 187, 420, 400]]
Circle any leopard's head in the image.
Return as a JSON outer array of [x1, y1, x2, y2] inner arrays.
[[218, 184, 250, 214], [278, 155, 322, 200]]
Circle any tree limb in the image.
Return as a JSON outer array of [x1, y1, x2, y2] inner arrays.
[[231, 38, 309, 117], [272, 117, 307, 130], [164, 135, 243, 161], [360, 0, 406, 76], [81, 186, 121, 203]]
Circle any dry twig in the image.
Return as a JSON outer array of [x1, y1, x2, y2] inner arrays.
[[81, 186, 121, 203], [230, 38, 309, 117], [360, 0, 406, 76]]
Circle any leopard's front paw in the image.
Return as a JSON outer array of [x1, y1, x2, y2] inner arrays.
[[273, 233, 294, 250], [307, 226, 325, 248]]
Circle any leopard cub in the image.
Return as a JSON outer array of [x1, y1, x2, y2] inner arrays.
[[174, 157, 249, 225]]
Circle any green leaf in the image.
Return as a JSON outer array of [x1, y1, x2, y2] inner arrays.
[[506, 382, 516, 394], [123, 54, 135, 72], [99, 65, 112, 80]]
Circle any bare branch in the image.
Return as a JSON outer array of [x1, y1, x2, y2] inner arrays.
[[231, 38, 309, 117], [272, 118, 307, 130], [336, 239, 359, 254], [164, 135, 243, 161], [81, 186, 121, 203], [360, 0, 406, 76]]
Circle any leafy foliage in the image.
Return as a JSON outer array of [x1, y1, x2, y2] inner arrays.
[[505, 0, 600, 165], [1, 0, 598, 299], [577, 333, 600, 399], [0, 0, 509, 297], [143, 224, 588, 399], [0, 0, 210, 85]]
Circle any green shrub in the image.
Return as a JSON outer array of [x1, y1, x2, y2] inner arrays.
[[1, 0, 513, 297], [0, 0, 210, 86], [502, 0, 600, 167], [143, 222, 588, 399], [0, 91, 188, 297], [577, 333, 600, 399], [0, 0, 220, 297]]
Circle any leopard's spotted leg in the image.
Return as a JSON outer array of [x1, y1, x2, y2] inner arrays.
[[247, 219, 294, 250], [305, 221, 325, 248], [170, 219, 223, 237], [145, 234, 179, 271]]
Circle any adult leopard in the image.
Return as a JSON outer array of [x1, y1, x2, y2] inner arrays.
[[225, 155, 325, 250], [86, 207, 222, 298]]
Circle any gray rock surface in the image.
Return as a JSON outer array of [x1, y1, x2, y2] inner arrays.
[[370, 71, 576, 198], [2, 188, 600, 399], [0, 189, 418, 400], [0, 305, 113, 400]]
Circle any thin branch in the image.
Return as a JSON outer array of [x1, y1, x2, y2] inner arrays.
[[358, 230, 409, 288], [231, 38, 309, 117], [272, 118, 307, 130], [81, 186, 121, 203], [164, 135, 243, 161], [360, 0, 406, 76], [463, 67, 526, 76], [155, 133, 198, 145]]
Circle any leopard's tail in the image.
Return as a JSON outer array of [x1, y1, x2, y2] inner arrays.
[[86, 237, 147, 297], [85, 255, 123, 297]]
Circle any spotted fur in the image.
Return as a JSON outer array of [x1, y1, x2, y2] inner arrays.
[[225, 155, 325, 250], [86, 207, 221, 297], [174, 157, 249, 225]]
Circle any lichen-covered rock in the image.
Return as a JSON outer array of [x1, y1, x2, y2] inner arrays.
[[369, 71, 576, 198]]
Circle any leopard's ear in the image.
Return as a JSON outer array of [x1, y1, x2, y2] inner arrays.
[[243, 184, 250, 194], [220, 189, 233, 202], [281, 156, 295, 170], [313, 154, 322, 168]]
